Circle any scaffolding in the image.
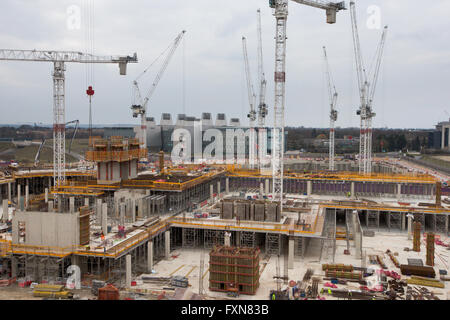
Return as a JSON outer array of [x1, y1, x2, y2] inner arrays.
[[204, 230, 225, 249], [265, 233, 281, 255], [239, 231, 256, 248], [182, 228, 200, 248], [320, 209, 336, 263]]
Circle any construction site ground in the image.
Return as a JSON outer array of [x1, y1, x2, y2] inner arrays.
[[130, 231, 450, 300]]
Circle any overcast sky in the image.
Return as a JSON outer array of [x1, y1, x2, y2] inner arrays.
[[0, 0, 449, 129]]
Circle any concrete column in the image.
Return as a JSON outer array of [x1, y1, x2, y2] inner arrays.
[[224, 231, 231, 247], [147, 240, 153, 272], [397, 184, 402, 199], [288, 237, 294, 269], [307, 181, 312, 196], [120, 203, 125, 225], [44, 188, 48, 203], [84, 198, 89, 207], [114, 199, 119, 218], [102, 203, 108, 236], [351, 182, 355, 198], [352, 210, 358, 237], [7, 182, 11, 202], [265, 179, 269, 195], [145, 190, 150, 196], [210, 184, 214, 202], [69, 197, 75, 213], [126, 254, 132, 289], [17, 184, 21, 207], [2, 199, 8, 222], [11, 257, 17, 279], [96, 199, 102, 225], [164, 231, 170, 259], [407, 214, 413, 240], [260, 182, 264, 196], [25, 184, 29, 208], [355, 233, 362, 259], [131, 199, 136, 223], [48, 200, 54, 212], [226, 177, 229, 194], [401, 213, 406, 231], [217, 181, 221, 198], [442, 127, 446, 149]]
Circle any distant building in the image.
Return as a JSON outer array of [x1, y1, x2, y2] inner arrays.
[[132, 113, 286, 161], [104, 127, 135, 139], [435, 120, 450, 149]]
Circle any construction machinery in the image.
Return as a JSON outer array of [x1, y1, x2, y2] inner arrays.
[[242, 36, 257, 169], [0, 49, 138, 187], [349, 1, 388, 174], [323, 46, 338, 171], [268, 0, 346, 209], [33, 139, 46, 167], [131, 30, 186, 154]]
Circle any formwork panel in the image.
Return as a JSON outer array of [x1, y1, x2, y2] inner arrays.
[[209, 246, 260, 295]]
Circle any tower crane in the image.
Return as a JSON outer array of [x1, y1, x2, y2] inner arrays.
[[131, 30, 186, 155], [0, 49, 138, 187], [257, 8, 268, 127], [349, 1, 388, 174], [242, 36, 257, 168], [256, 9, 269, 167], [323, 46, 338, 171], [268, 0, 346, 209]]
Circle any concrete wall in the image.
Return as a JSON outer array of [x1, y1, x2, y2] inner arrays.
[[12, 211, 79, 247]]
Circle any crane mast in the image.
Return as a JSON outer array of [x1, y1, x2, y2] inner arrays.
[[132, 30, 186, 154], [0, 49, 137, 187], [269, 0, 345, 209], [323, 46, 338, 171], [242, 36, 257, 168], [256, 9, 269, 168], [349, 1, 387, 174], [257, 9, 268, 128]]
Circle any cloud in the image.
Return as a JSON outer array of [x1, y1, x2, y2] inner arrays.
[[0, 0, 448, 129]]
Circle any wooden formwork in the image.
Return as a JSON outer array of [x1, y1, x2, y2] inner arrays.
[[209, 245, 260, 295]]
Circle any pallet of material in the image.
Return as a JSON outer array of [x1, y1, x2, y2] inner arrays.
[[322, 264, 353, 272], [407, 276, 444, 288], [400, 265, 435, 278], [325, 270, 362, 280]]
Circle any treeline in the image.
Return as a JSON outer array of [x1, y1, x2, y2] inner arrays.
[[286, 127, 431, 153], [0, 125, 104, 140]]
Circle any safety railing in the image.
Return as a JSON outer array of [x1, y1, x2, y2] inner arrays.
[[85, 149, 147, 162]]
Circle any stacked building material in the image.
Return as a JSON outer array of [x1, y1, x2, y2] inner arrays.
[[209, 246, 260, 295], [376, 255, 388, 269], [386, 250, 400, 268], [400, 265, 435, 278], [321, 264, 353, 272], [407, 276, 444, 288], [324, 270, 362, 280], [426, 233, 435, 266]]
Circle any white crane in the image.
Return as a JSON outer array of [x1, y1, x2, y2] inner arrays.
[[131, 30, 186, 155], [0, 49, 137, 187], [242, 36, 257, 168], [268, 0, 346, 209], [323, 46, 338, 171], [349, 1, 388, 174], [256, 9, 269, 167]]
